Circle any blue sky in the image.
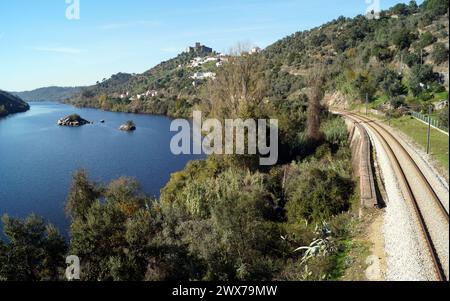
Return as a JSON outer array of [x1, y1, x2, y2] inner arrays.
[[0, 0, 421, 91]]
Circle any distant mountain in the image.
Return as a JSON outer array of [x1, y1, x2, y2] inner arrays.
[[0, 90, 30, 117], [12, 86, 84, 102]]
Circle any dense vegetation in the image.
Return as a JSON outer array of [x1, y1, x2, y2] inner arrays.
[[12, 86, 83, 102], [0, 121, 355, 281], [263, 0, 448, 116], [1, 0, 448, 281], [1, 51, 357, 281], [0, 90, 30, 117], [66, 50, 220, 118]]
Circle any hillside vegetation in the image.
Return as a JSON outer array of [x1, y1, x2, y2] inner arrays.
[[12, 86, 83, 102], [1, 0, 448, 281], [264, 0, 448, 110], [67, 48, 221, 117], [67, 0, 448, 122], [0, 90, 30, 117]]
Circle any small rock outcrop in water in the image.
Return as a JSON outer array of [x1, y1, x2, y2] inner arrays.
[[119, 120, 136, 132], [57, 114, 91, 127]]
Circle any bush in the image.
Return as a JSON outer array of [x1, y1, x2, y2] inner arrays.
[[390, 95, 406, 109], [409, 64, 435, 96], [404, 51, 421, 67], [418, 31, 436, 49], [422, 0, 449, 17], [323, 117, 348, 149], [392, 28, 415, 50], [432, 43, 448, 65], [286, 163, 353, 223], [0, 215, 68, 281], [392, 3, 410, 15], [378, 69, 407, 98], [439, 109, 449, 127]]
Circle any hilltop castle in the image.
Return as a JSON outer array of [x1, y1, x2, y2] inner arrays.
[[186, 42, 213, 55]]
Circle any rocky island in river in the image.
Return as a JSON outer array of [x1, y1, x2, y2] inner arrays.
[[119, 120, 136, 132], [57, 114, 91, 127]]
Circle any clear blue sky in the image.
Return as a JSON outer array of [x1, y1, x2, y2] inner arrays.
[[0, 0, 421, 91]]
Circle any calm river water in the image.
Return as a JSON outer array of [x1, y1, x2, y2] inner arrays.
[[0, 102, 204, 235]]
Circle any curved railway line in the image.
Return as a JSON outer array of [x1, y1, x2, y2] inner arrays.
[[342, 112, 449, 281]]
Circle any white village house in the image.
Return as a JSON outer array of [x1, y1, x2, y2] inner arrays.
[[191, 72, 216, 80]]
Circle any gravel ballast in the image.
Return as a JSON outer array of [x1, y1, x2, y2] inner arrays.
[[366, 127, 436, 281]]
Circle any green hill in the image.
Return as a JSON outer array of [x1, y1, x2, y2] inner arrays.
[[66, 44, 221, 117], [12, 86, 84, 102], [66, 0, 449, 117], [0, 90, 30, 117], [263, 0, 449, 109]]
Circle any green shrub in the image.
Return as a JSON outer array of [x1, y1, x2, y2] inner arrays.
[[286, 164, 353, 223], [418, 31, 435, 49], [392, 28, 415, 50], [439, 109, 449, 127], [390, 95, 406, 109], [422, 0, 449, 17], [432, 43, 448, 65], [323, 117, 349, 148], [409, 64, 435, 96]]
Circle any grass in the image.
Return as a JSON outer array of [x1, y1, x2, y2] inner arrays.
[[433, 91, 449, 101], [390, 115, 449, 170], [369, 95, 388, 109], [328, 191, 369, 281], [328, 217, 372, 281]]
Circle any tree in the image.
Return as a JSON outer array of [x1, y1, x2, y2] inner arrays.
[[432, 43, 448, 65], [408, 1, 419, 13], [404, 51, 421, 67], [378, 69, 407, 98], [409, 64, 435, 96], [202, 47, 266, 120], [373, 46, 393, 62], [66, 169, 102, 220], [104, 177, 145, 217], [418, 31, 436, 49], [422, 0, 449, 17], [353, 72, 377, 102], [392, 3, 410, 15], [390, 95, 406, 109], [392, 28, 415, 50], [306, 70, 325, 145], [0, 215, 67, 281], [169, 169, 280, 281], [201, 47, 270, 169]]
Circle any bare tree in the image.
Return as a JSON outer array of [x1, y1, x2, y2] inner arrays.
[[202, 44, 266, 120]]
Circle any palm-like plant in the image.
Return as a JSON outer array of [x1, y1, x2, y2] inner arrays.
[[294, 221, 336, 264]]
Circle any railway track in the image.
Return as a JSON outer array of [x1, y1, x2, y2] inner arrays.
[[342, 112, 449, 281]]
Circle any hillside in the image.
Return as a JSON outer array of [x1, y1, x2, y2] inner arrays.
[[12, 86, 84, 102], [263, 0, 449, 110], [66, 43, 222, 117], [66, 0, 449, 120], [0, 90, 30, 117]]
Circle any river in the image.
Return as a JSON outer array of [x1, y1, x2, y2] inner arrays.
[[0, 102, 204, 235]]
